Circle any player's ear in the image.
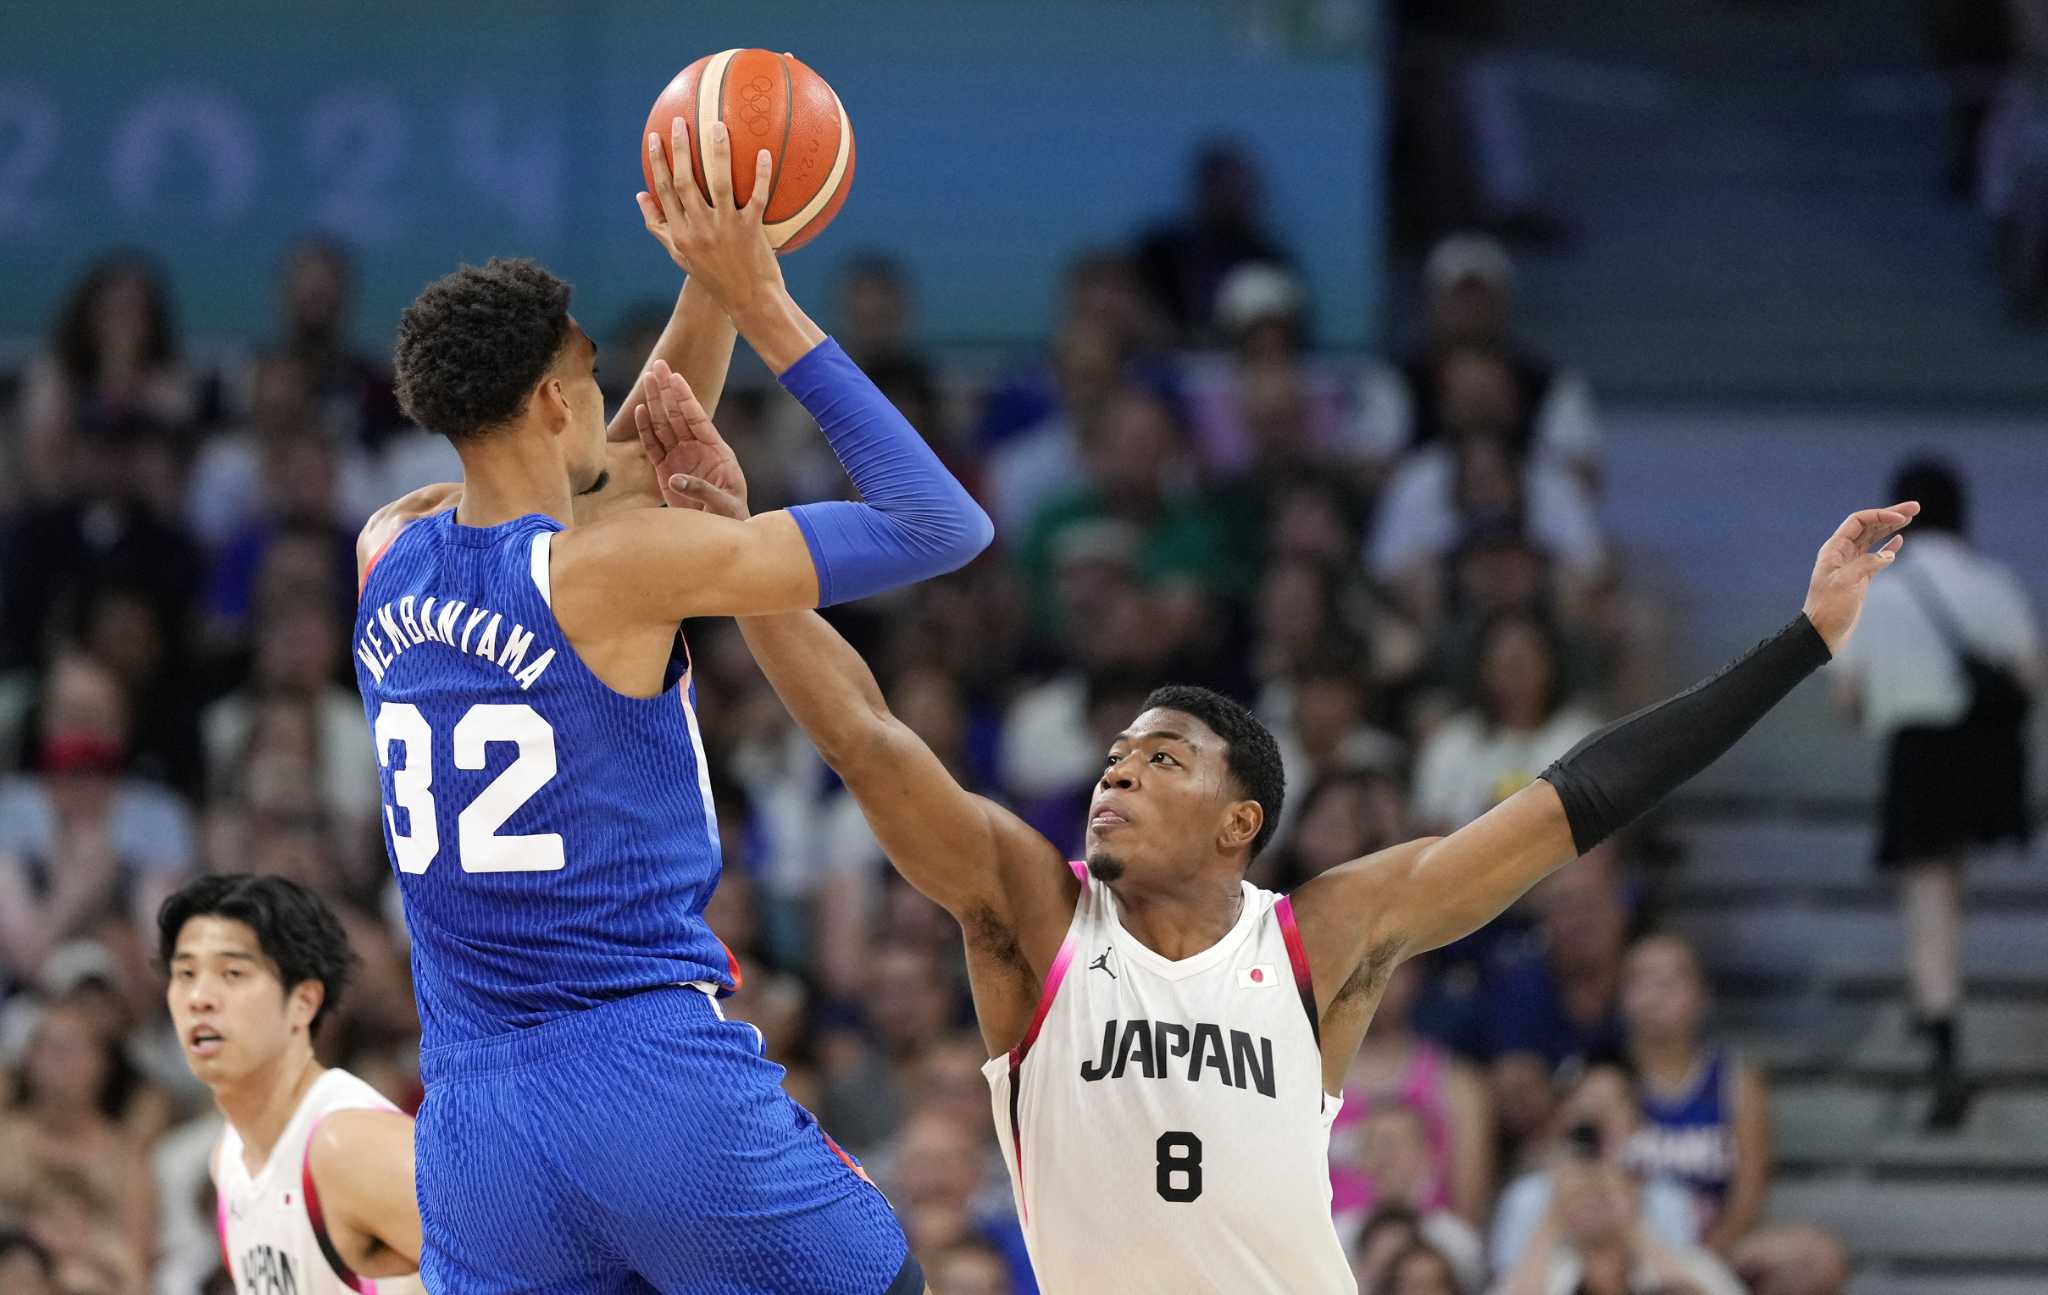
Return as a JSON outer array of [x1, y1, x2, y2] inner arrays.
[[539, 377, 571, 432], [1218, 798, 1262, 854], [287, 979, 324, 1035]]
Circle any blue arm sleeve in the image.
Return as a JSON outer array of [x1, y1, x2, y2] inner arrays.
[[779, 337, 995, 606]]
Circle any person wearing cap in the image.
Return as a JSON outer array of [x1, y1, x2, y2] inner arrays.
[[0, 653, 194, 993], [1358, 234, 1602, 488], [1178, 262, 1376, 483]]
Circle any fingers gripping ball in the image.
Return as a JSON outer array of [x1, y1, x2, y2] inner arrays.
[[642, 49, 856, 253]]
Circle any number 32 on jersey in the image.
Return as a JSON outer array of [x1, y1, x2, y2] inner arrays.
[[374, 701, 563, 874]]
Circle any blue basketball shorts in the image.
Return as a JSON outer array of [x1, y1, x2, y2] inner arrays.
[[414, 985, 918, 1294]]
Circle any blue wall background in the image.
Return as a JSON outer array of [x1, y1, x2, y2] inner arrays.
[[0, 0, 1384, 351]]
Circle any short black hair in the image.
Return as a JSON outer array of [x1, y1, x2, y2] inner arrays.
[[157, 874, 360, 1039], [394, 257, 573, 440], [1141, 684, 1286, 858], [1888, 456, 1966, 536], [0, 1229, 52, 1278]]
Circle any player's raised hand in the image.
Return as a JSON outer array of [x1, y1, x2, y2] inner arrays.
[[636, 118, 783, 314], [631, 358, 749, 517], [1801, 500, 1919, 654]]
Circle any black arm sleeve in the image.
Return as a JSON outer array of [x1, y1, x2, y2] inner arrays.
[[1540, 614, 1833, 854]]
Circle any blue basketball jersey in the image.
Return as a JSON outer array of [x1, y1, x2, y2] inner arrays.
[[351, 510, 735, 1049], [1628, 1047, 1735, 1207]]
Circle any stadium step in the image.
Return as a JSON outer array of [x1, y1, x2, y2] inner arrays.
[[1767, 1178, 2048, 1263]]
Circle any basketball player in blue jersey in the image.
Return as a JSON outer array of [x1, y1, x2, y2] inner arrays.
[[636, 386, 1918, 1291], [351, 121, 976, 1294]]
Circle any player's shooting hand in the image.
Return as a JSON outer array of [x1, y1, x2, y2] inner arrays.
[[636, 119, 784, 314], [632, 359, 750, 519], [1801, 500, 1919, 655]]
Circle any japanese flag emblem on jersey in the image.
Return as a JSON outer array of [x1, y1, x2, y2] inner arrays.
[[1236, 963, 1277, 988]]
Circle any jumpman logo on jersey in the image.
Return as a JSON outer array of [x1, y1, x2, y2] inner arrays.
[[1088, 947, 1117, 979]]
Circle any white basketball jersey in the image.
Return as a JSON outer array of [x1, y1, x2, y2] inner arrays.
[[215, 1068, 407, 1295], [983, 865, 1355, 1294]]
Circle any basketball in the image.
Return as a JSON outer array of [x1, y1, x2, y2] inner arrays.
[[641, 49, 856, 254]]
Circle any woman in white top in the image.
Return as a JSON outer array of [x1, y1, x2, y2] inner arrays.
[[1412, 611, 1601, 834]]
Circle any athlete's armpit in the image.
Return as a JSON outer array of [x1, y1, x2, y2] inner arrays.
[[306, 1108, 421, 1276]]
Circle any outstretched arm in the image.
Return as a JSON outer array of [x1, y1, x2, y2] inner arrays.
[[307, 1109, 421, 1276], [1295, 503, 1919, 1003], [640, 396, 1076, 1052]]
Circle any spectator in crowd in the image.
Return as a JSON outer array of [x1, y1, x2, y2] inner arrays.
[[884, 1109, 1031, 1291], [1176, 262, 1364, 482], [1262, 765, 1410, 894], [199, 597, 379, 837], [1336, 1104, 1487, 1291], [14, 254, 197, 508], [929, 1237, 1016, 1295], [1135, 138, 1294, 342], [185, 353, 372, 552], [835, 253, 920, 369], [66, 585, 206, 801], [1457, 849, 1634, 1167], [1410, 611, 1600, 834], [267, 236, 405, 453], [200, 409, 357, 647], [0, 413, 206, 677], [1367, 346, 1604, 632], [1359, 236, 1600, 485], [1374, 1241, 1465, 1295], [977, 250, 1168, 453], [0, 654, 194, 991], [984, 315, 1130, 539], [818, 940, 961, 1156], [1728, 1223, 1854, 1295], [1331, 962, 1495, 1231], [1016, 380, 1241, 633], [1490, 1065, 1727, 1288], [1621, 934, 1769, 1254], [1831, 457, 2041, 1129], [0, 997, 160, 1275]]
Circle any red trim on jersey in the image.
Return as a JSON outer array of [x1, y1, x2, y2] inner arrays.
[[820, 1128, 876, 1187], [302, 1113, 379, 1293], [356, 531, 400, 599], [1274, 895, 1321, 1049]]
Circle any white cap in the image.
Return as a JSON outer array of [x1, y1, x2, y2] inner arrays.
[[1214, 262, 1305, 334], [41, 939, 121, 996], [1424, 233, 1514, 295]]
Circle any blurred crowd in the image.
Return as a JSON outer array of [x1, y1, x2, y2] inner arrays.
[[0, 139, 1860, 1295]]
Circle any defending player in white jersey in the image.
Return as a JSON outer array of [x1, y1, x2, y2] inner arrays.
[[161, 874, 421, 1294], [634, 382, 1917, 1292]]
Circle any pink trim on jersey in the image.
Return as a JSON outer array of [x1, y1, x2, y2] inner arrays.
[[1273, 896, 1321, 1049], [1008, 862, 1089, 1066], [215, 1195, 232, 1283], [302, 1112, 380, 1293], [1006, 861, 1090, 1227]]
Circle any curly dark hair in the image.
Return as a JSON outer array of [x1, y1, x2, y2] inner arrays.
[[51, 252, 179, 387], [157, 874, 360, 1039], [1141, 683, 1286, 859], [394, 257, 573, 440]]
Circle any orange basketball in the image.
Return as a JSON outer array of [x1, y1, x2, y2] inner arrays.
[[641, 49, 856, 255]]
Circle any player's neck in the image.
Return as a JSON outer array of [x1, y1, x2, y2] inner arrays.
[[454, 433, 575, 530], [1110, 873, 1245, 962], [217, 1047, 325, 1171]]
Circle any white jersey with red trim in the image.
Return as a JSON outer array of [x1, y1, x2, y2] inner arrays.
[[215, 1067, 407, 1295], [983, 866, 1354, 1294]]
